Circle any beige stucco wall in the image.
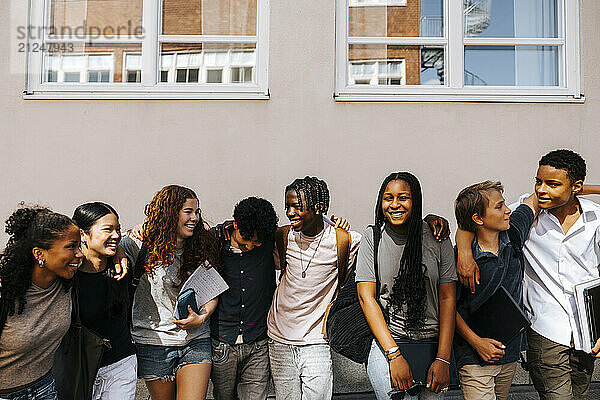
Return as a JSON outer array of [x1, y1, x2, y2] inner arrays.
[[1, 0, 599, 241]]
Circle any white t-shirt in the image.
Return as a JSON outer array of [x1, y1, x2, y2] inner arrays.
[[267, 223, 361, 345]]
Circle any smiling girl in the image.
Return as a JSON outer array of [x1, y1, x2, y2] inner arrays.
[[120, 185, 222, 400], [0, 206, 82, 400], [356, 172, 457, 400], [72, 202, 137, 399]]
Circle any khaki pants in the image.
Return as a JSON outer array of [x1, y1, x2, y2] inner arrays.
[[527, 328, 594, 400], [458, 362, 516, 400]]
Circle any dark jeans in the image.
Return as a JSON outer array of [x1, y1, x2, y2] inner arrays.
[[0, 373, 57, 400], [527, 328, 595, 400], [210, 338, 270, 400]]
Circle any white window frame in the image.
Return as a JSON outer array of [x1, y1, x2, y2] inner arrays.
[[335, 0, 583, 102], [25, 0, 269, 99], [349, 0, 407, 7]]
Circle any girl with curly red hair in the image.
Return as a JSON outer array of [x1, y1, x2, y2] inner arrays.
[[120, 185, 222, 400]]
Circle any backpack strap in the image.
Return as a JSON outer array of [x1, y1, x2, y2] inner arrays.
[[275, 225, 291, 280]]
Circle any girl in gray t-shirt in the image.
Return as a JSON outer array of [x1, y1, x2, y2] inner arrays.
[[356, 172, 457, 400], [125, 185, 223, 400]]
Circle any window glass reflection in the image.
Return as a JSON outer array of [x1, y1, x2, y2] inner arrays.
[[349, 0, 444, 38], [464, 45, 560, 86], [43, 43, 142, 83], [464, 0, 558, 38], [160, 43, 256, 84], [349, 44, 444, 85], [162, 0, 257, 35]]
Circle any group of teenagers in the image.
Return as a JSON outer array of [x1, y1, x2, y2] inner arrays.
[[1, 148, 600, 400]]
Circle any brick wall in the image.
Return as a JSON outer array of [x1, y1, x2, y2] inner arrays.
[[348, 1, 421, 85]]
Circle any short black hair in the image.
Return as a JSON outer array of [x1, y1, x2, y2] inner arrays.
[[539, 149, 586, 183], [233, 197, 278, 244]]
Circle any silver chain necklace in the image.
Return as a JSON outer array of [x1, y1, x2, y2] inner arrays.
[[299, 228, 326, 278]]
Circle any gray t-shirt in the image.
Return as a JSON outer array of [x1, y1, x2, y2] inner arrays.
[[355, 222, 457, 340], [121, 235, 209, 346], [0, 280, 71, 389]]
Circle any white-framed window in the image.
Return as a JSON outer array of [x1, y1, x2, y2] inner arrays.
[[156, 48, 255, 84], [335, 0, 583, 102], [44, 53, 114, 83], [350, 0, 407, 6], [25, 0, 269, 99], [350, 59, 406, 85]]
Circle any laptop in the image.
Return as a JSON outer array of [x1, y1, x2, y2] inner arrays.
[[468, 286, 530, 345]]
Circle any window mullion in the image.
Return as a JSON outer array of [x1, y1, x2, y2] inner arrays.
[[141, 0, 159, 87], [565, 0, 580, 95], [447, 0, 463, 88]]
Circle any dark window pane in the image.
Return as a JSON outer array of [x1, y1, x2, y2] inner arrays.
[[231, 67, 241, 82], [127, 70, 140, 83], [243, 67, 253, 82], [100, 71, 110, 82], [88, 71, 99, 82], [160, 70, 169, 82], [47, 70, 58, 82], [188, 68, 199, 82], [176, 69, 187, 82], [207, 69, 223, 83]]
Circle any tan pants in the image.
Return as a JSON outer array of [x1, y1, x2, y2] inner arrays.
[[458, 362, 517, 400]]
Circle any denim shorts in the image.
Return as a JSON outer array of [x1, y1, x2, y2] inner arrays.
[[0, 372, 57, 400], [135, 337, 212, 381]]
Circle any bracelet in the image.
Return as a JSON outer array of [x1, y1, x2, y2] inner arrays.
[[388, 352, 402, 362], [384, 346, 399, 357], [435, 357, 450, 365]]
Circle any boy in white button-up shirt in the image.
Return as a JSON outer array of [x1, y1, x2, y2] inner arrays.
[[458, 149, 600, 400]]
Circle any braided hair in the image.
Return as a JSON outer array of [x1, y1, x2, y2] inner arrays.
[[0, 204, 75, 316], [375, 172, 427, 333], [285, 176, 330, 214]]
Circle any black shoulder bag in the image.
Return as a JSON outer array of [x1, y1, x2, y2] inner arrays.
[[53, 283, 110, 400], [326, 225, 382, 364]]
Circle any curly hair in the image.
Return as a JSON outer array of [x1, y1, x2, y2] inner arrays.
[[0, 204, 75, 316], [285, 176, 330, 214], [375, 172, 427, 334], [539, 149, 586, 183], [233, 197, 278, 244], [72, 202, 129, 319], [142, 185, 221, 284]]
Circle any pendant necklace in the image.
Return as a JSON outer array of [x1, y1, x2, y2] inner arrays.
[[300, 228, 326, 278]]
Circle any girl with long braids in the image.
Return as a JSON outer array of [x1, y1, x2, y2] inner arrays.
[[119, 185, 222, 400], [0, 206, 83, 399], [71, 202, 137, 399], [356, 172, 457, 400]]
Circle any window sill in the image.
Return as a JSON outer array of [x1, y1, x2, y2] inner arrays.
[[333, 93, 586, 103], [22, 90, 270, 100]]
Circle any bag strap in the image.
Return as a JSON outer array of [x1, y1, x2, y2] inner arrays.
[[0, 286, 7, 340], [371, 224, 385, 318], [334, 227, 352, 295], [275, 225, 291, 280]]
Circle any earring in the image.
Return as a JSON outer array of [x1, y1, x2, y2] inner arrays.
[[38, 259, 45, 267]]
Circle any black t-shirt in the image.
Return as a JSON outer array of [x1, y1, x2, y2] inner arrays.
[[78, 270, 136, 367]]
